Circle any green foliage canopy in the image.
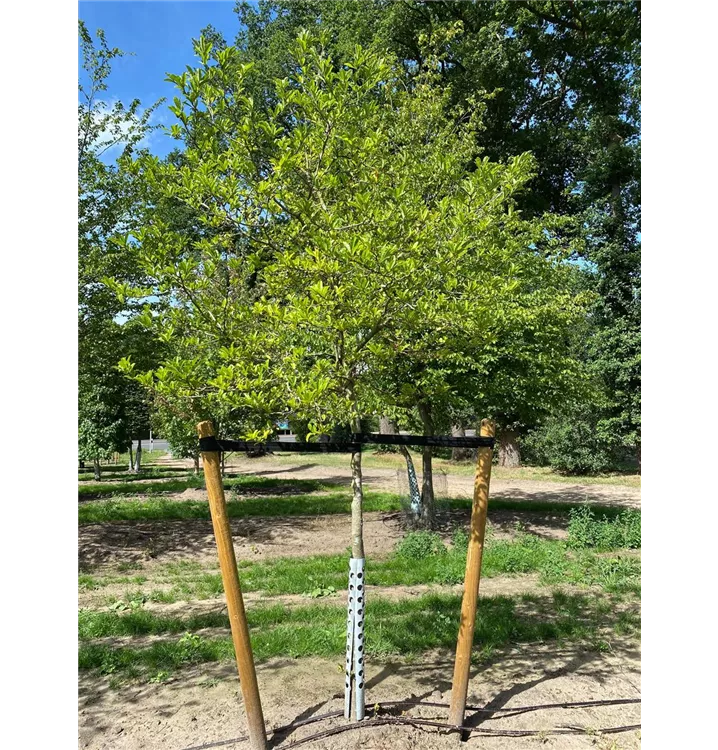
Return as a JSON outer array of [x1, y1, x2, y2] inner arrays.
[[119, 34, 589, 450]]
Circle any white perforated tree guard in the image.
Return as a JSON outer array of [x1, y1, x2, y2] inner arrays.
[[403, 451, 421, 519], [344, 557, 366, 720]]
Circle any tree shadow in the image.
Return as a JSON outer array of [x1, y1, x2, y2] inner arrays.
[[429, 508, 571, 541], [268, 699, 328, 747], [235, 464, 319, 476], [490, 486, 639, 508], [79, 514, 352, 571]]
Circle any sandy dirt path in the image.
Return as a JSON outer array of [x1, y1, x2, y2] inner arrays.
[[79, 638, 640, 750]]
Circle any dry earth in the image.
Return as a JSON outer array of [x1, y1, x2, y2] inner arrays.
[[79, 507, 577, 572], [79, 639, 641, 750]]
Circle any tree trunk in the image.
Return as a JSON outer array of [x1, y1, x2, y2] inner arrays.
[[420, 446, 435, 527], [350, 417, 364, 558], [193, 453, 200, 475], [379, 416, 398, 434], [378, 415, 399, 452], [346, 415, 366, 721], [416, 403, 435, 529], [451, 424, 473, 461], [134, 438, 142, 472], [128, 442, 135, 473], [497, 428, 521, 467], [220, 450, 225, 478], [93, 457, 101, 481]]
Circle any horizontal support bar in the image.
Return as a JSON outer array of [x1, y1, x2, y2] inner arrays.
[[199, 437, 360, 453], [199, 433, 495, 454], [351, 433, 495, 449]]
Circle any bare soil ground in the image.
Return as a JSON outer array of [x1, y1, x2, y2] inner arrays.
[[79, 507, 574, 572], [79, 639, 640, 750]]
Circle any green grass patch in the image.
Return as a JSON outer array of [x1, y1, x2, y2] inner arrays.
[[78, 490, 404, 523], [78, 489, 628, 525], [567, 507, 641, 550], [78, 474, 331, 499], [79, 574, 149, 591], [78, 589, 639, 680], [79, 466, 192, 481], [542, 552, 641, 596], [92, 532, 639, 604], [395, 530, 448, 559], [80, 521, 640, 604], [79, 609, 230, 638], [111, 451, 168, 464]]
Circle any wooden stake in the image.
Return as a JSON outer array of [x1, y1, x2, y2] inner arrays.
[[197, 421, 267, 750], [448, 419, 495, 729]]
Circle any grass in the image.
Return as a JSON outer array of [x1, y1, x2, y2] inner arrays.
[[79, 608, 231, 638], [231, 534, 641, 595], [78, 589, 639, 680], [79, 468, 195, 482], [82, 531, 640, 604], [566, 507, 641, 550], [80, 574, 149, 590], [112, 451, 168, 464], [546, 552, 641, 596], [78, 499, 641, 685], [78, 490, 398, 523], [78, 488, 630, 524], [78, 474, 331, 499]]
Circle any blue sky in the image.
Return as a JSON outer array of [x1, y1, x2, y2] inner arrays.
[[79, 1, 248, 158]]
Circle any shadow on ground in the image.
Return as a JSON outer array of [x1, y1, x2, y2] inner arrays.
[[78, 638, 641, 750]]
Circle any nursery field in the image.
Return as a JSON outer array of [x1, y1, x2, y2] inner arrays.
[[78, 452, 641, 750]]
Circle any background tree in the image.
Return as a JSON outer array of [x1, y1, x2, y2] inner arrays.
[[151, 403, 203, 474], [368, 206, 589, 521], [78, 21, 160, 471], [78, 323, 128, 479]]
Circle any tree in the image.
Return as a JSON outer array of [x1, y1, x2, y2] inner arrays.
[[78, 21, 160, 470], [122, 32, 590, 527], [78, 21, 158, 328], [152, 404, 202, 474], [116, 32, 593, 721], [367, 211, 589, 521], [78, 385, 126, 480]]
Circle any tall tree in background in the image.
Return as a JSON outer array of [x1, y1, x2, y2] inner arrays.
[[78, 323, 128, 480], [78, 21, 160, 470]]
